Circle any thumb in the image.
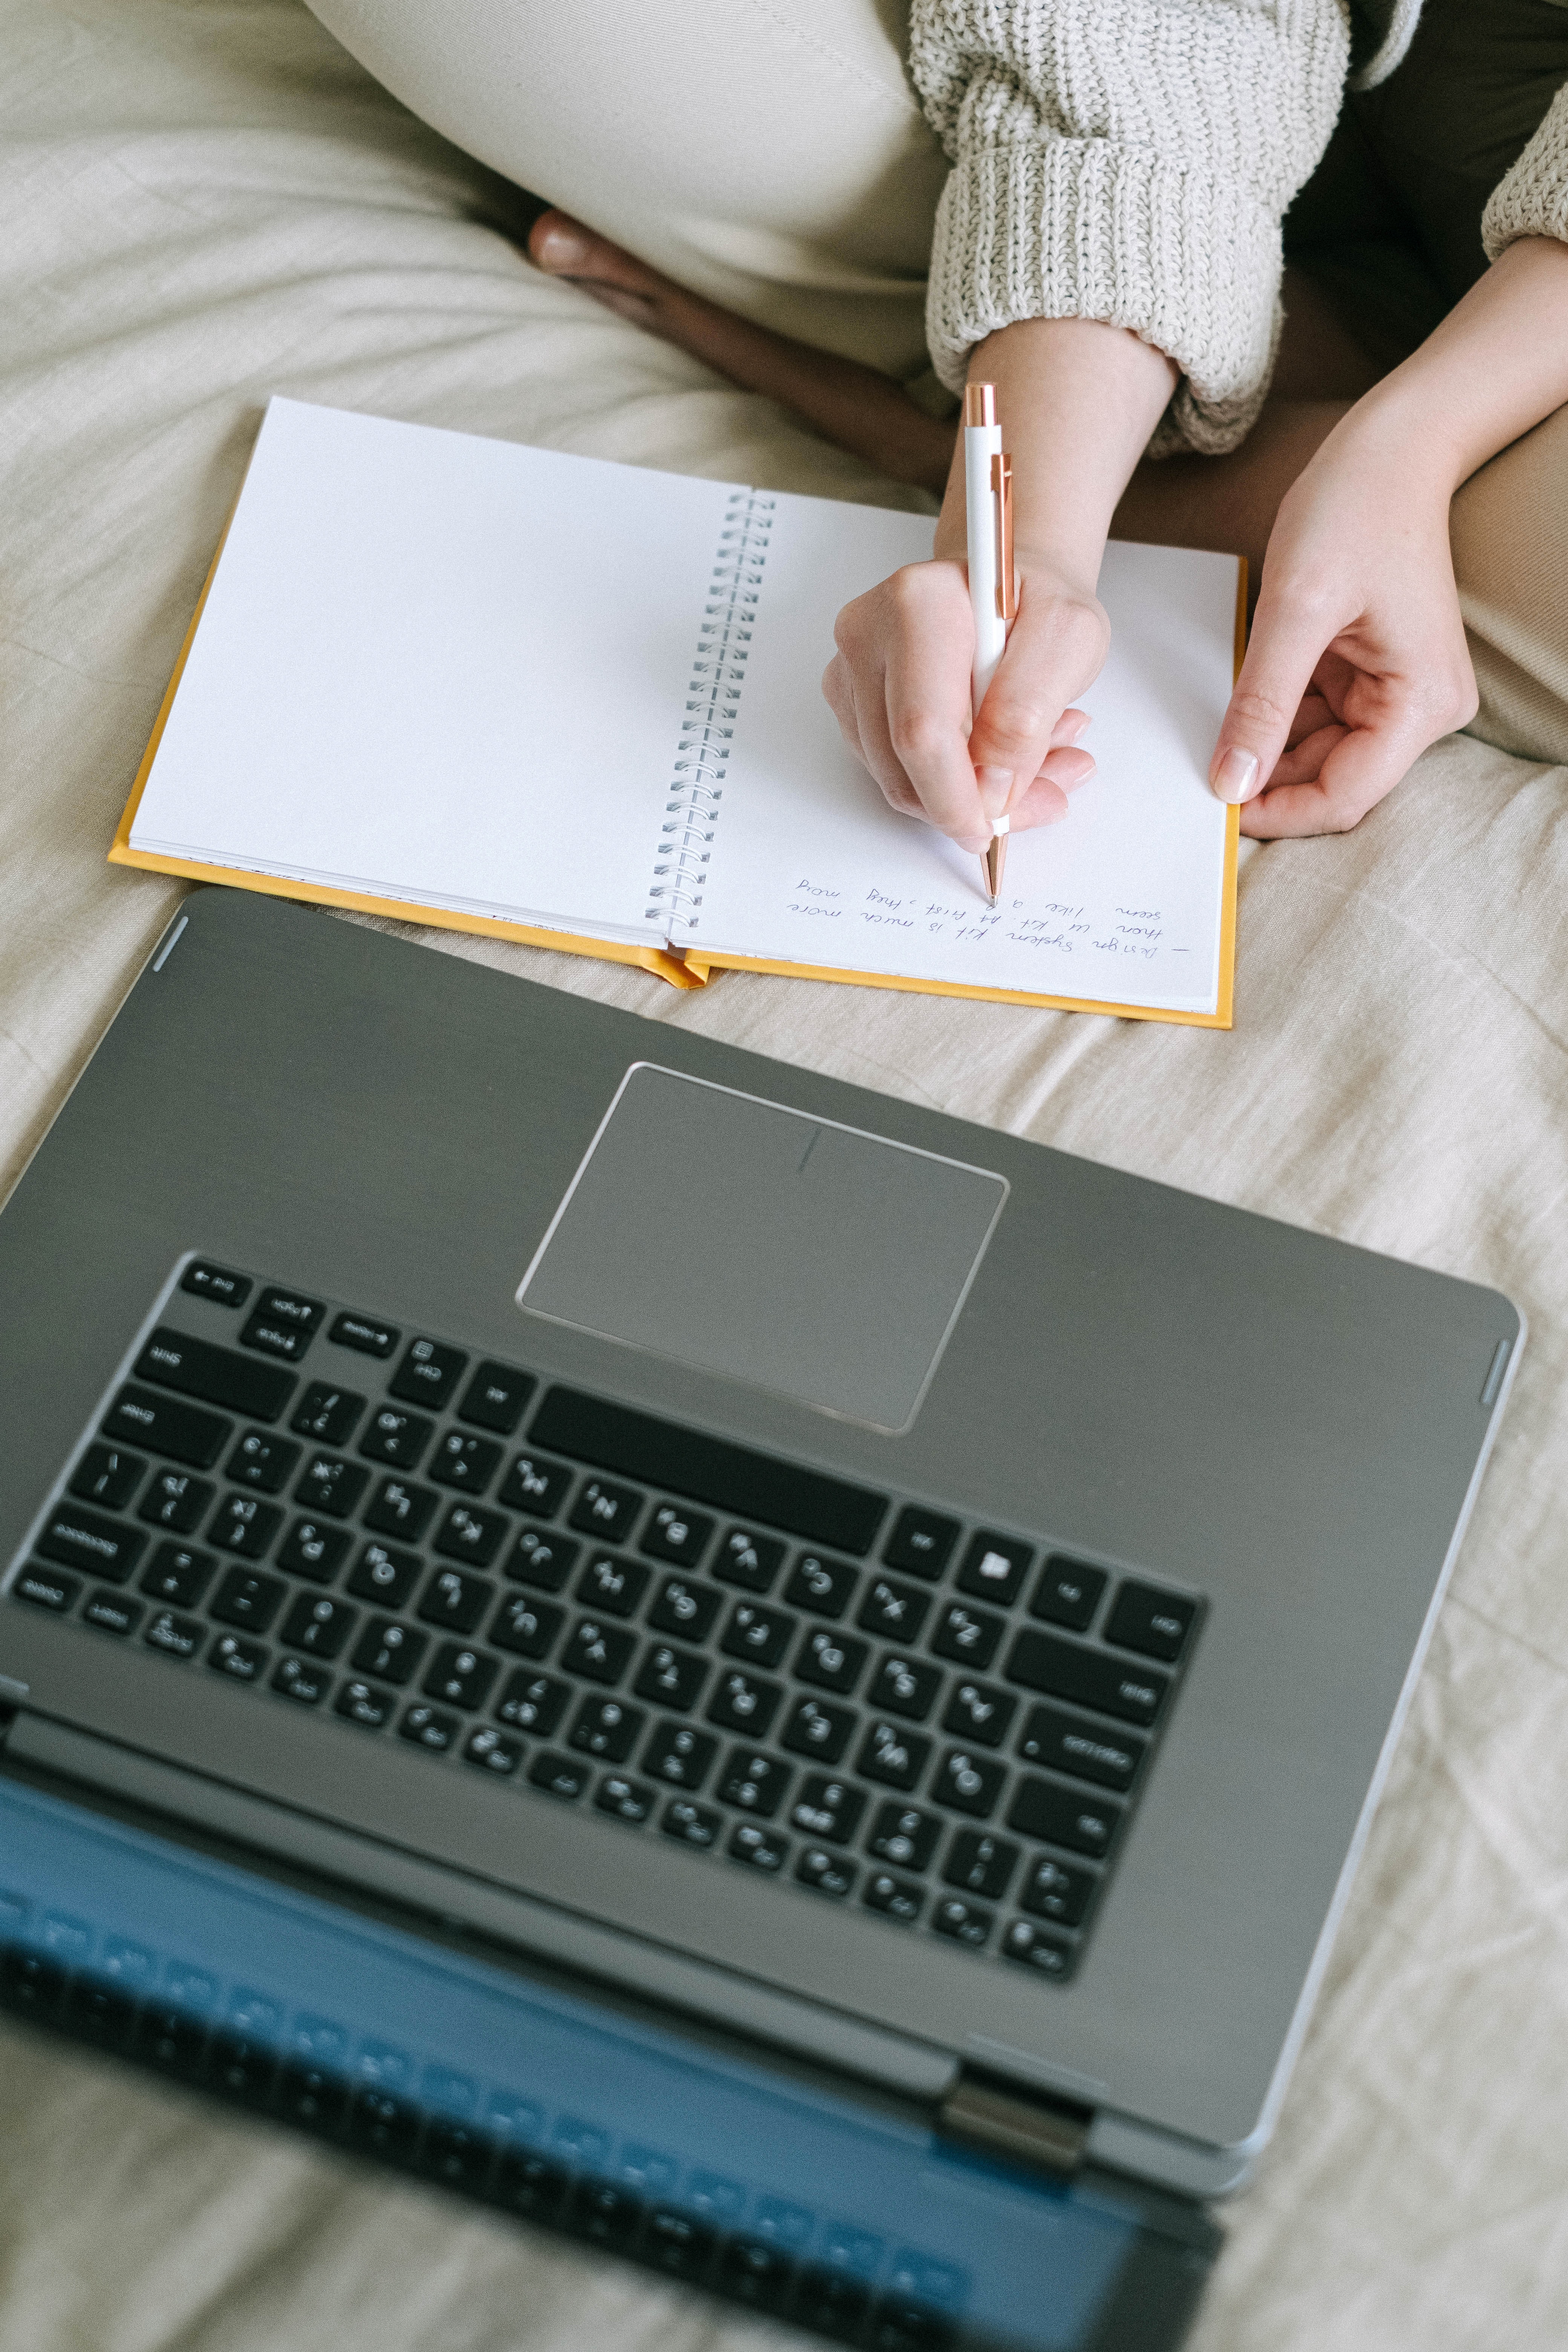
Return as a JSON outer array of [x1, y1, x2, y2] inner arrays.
[[1210, 593, 1332, 806]]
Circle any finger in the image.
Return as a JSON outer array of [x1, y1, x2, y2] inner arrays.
[[1266, 720, 1348, 787], [880, 569, 991, 842], [1211, 586, 1341, 805], [969, 586, 1108, 821], [1239, 703, 1434, 838], [1006, 746, 1096, 832], [822, 652, 920, 814], [1284, 691, 1336, 749]]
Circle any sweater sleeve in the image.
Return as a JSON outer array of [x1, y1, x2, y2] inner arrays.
[[1482, 80, 1568, 261], [908, 0, 1349, 455]]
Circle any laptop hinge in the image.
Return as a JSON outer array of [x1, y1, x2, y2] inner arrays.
[[938, 2069, 1092, 2180]]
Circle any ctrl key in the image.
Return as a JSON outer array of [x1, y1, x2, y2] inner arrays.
[[12, 1565, 82, 1614]]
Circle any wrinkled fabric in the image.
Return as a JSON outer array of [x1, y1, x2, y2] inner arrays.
[[2, 5, 1568, 2349]]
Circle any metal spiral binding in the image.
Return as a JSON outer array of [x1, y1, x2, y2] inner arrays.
[[646, 488, 776, 928]]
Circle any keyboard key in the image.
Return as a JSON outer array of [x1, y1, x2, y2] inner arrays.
[[389, 1336, 467, 1408], [1004, 1630, 1169, 1727], [595, 1773, 657, 1824], [37, 1504, 147, 1585], [643, 1721, 718, 1790], [273, 1655, 330, 1706], [335, 1677, 396, 1729], [632, 1642, 709, 1711], [1016, 1704, 1144, 1792], [930, 1601, 1004, 1672], [329, 1309, 399, 1358], [105, 1384, 233, 1470], [346, 1539, 421, 1610], [721, 1600, 795, 1669], [646, 1575, 722, 1644], [942, 1830, 1020, 1901], [866, 1803, 941, 1871], [868, 1654, 942, 1722], [941, 1680, 1016, 1748], [276, 1516, 353, 1585], [81, 1587, 142, 1637], [782, 1552, 858, 1620], [780, 1695, 856, 1764], [432, 1502, 508, 1570], [882, 1506, 959, 1580], [856, 1576, 930, 1643], [788, 1775, 865, 1844], [289, 1381, 366, 1447], [359, 1406, 434, 1470], [730, 1822, 789, 1873], [490, 1593, 564, 1659], [207, 1495, 283, 1560], [294, 1453, 370, 1519], [574, 1552, 651, 1618], [210, 1566, 286, 1633], [930, 1747, 1007, 1819], [1029, 1556, 1109, 1632], [416, 1565, 494, 1634], [226, 1429, 302, 1494], [142, 1606, 203, 1658], [1105, 1580, 1197, 1663], [662, 1796, 721, 1848], [561, 1616, 636, 1684], [568, 1695, 644, 1762], [863, 1871, 923, 1924], [428, 1432, 504, 1497], [361, 1476, 437, 1543], [796, 1846, 857, 1899], [1006, 1777, 1122, 1860], [857, 1720, 931, 1791], [933, 1896, 993, 1949], [181, 1260, 252, 1309], [465, 1725, 525, 1776], [423, 1643, 499, 1710], [718, 1748, 791, 1816], [135, 1329, 295, 1421], [569, 1477, 644, 1542], [137, 1467, 215, 1535], [640, 1502, 715, 1566], [497, 1453, 574, 1519], [496, 1669, 569, 1737], [502, 1526, 580, 1593], [456, 1360, 534, 1436], [706, 1669, 782, 1737], [528, 1750, 590, 1801], [793, 1626, 868, 1695], [351, 1617, 426, 1686], [139, 1543, 215, 1608], [1002, 1919, 1076, 1979], [956, 1533, 1032, 1608], [280, 1591, 357, 1660], [209, 1631, 268, 1682], [399, 1701, 460, 1752], [1019, 1856, 1097, 1928], [70, 1443, 146, 1510], [714, 1528, 786, 1593]]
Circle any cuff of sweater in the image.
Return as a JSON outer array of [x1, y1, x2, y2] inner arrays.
[[1482, 84, 1568, 262], [926, 140, 1283, 457]]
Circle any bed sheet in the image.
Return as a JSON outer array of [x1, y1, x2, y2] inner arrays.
[[2, 5, 1567, 2346]]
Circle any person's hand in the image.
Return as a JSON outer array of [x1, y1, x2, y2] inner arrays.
[[1209, 416, 1478, 837], [823, 554, 1102, 851]]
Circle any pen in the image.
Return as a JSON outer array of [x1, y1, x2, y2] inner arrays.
[[963, 382, 1016, 903]]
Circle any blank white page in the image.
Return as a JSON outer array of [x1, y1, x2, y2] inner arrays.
[[694, 499, 1239, 1015], [132, 400, 728, 943]]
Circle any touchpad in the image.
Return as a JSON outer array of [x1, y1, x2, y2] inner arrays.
[[517, 1063, 1007, 1433]]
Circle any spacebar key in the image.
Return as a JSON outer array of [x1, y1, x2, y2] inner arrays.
[[133, 1327, 296, 1421], [1004, 1629, 1169, 1727]]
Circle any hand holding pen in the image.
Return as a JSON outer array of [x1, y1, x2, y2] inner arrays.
[[963, 384, 1016, 902]]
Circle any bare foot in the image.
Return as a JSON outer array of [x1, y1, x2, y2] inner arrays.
[[527, 209, 955, 492]]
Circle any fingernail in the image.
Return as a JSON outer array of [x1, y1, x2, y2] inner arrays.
[[537, 224, 590, 270], [1211, 747, 1260, 804], [975, 765, 1012, 818]]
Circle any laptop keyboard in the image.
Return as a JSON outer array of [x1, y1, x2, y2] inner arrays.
[[6, 1259, 1203, 1987]]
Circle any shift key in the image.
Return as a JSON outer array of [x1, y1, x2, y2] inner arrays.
[[1003, 1628, 1169, 1726], [134, 1328, 295, 1422], [104, 1384, 233, 1470]]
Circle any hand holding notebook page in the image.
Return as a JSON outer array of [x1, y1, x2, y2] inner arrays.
[[115, 398, 1242, 1024]]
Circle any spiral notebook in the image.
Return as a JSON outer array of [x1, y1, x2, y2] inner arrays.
[[113, 398, 1244, 1024]]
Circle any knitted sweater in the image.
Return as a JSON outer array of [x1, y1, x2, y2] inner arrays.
[[909, 1, 1568, 455]]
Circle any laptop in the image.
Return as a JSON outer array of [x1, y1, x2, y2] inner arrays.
[[0, 887, 1521, 2337]]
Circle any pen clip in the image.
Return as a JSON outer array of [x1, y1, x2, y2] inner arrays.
[[991, 453, 1015, 622]]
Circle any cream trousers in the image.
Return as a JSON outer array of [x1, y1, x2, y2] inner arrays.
[[308, 0, 1568, 769]]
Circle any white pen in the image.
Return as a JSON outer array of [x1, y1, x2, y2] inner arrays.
[[963, 382, 1016, 903]]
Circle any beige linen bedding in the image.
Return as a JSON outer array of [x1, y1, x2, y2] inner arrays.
[[3, 5, 1568, 2346]]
